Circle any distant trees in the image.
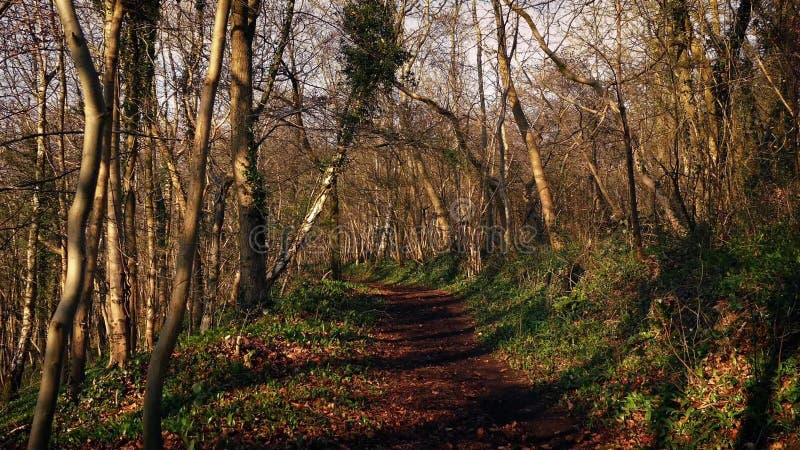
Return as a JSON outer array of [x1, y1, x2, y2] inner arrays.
[[264, 0, 407, 288]]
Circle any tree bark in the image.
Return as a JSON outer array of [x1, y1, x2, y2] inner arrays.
[[101, 0, 129, 368], [230, 0, 268, 310], [69, 117, 109, 398], [144, 135, 158, 348], [410, 151, 453, 248], [5, 51, 47, 401], [492, 0, 561, 249], [28, 0, 107, 446], [142, 1, 231, 447], [328, 176, 342, 280], [202, 179, 231, 333]]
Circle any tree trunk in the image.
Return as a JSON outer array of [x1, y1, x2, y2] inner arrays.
[[497, 109, 513, 250], [230, 0, 268, 310], [142, 1, 231, 447], [376, 200, 393, 259], [411, 151, 453, 248], [144, 135, 158, 348], [613, 0, 644, 259], [69, 119, 110, 397], [28, 0, 107, 447], [5, 54, 47, 401], [492, 0, 561, 249], [189, 248, 205, 334], [120, 0, 160, 351], [98, 0, 128, 369], [328, 176, 342, 280], [202, 180, 231, 333]]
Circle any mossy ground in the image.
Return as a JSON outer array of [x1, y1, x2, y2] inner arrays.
[[0, 280, 383, 449]]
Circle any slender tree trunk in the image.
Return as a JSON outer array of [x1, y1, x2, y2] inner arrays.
[[328, 176, 342, 280], [120, 0, 160, 351], [28, 0, 107, 446], [5, 54, 47, 401], [613, 0, 643, 258], [70, 125, 110, 397], [98, 0, 128, 369], [492, 0, 561, 249], [470, 0, 495, 259], [376, 200, 393, 259], [105, 101, 129, 368], [142, 1, 231, 447], [189, 249, 205, 334], [52, 4, 69, 293], [122, 145, 139, 351], [144, 135, 158, 348], [495, 100, 514, 250], [202, 180, 231, 333]]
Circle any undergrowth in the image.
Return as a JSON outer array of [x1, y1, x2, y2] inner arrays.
[[0, 279, 383, 449], [358, 227, 800, 449]]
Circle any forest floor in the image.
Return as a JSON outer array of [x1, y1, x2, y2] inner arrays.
[[1, 281, 594, 449], [5, 242, 800, 449], [350, 284, 587, 449]]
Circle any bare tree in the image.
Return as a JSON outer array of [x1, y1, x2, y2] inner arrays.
[[492, 0, 561, 249], [142, 0, 232, 447], [28, 0, 107, 446]]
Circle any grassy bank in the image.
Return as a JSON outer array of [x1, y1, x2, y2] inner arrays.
[[0, 280, 383, 449], [357, 229, 800, 448]]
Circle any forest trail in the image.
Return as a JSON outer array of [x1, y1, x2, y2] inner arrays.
[[350, 285, 584, 449]]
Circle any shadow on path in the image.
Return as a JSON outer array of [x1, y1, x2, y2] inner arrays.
[[336, 284, 584, 449]]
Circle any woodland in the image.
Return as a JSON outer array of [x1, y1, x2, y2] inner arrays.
[[0, 0, 799, 448]]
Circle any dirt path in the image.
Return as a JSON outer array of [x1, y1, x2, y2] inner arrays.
[[348, 285, 583, 449]]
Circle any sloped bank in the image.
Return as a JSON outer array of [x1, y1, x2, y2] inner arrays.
[[354, 228, 800, 448]]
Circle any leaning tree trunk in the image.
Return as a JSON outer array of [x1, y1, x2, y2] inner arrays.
[[265, 151, 346, 288], [28, 0, 107, 447], [142, 1, 231, 447], [492, 0, 561, 249], [410, 151, 453, 248]]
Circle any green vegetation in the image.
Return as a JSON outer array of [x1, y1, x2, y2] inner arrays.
[[357, 228, 800, 448], [0, 280, 382, 449]]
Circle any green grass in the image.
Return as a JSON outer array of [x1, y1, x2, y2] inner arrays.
[[0, 279, 383, 449], [362, 229, 800, 448]]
